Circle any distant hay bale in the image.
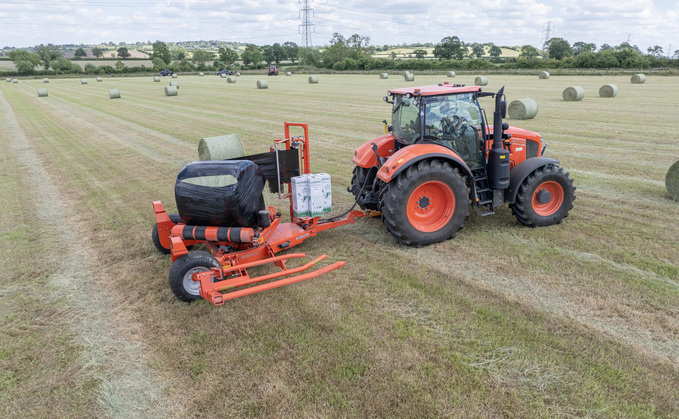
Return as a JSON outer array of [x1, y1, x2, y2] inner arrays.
[[220, 73, 227, 78], [198, 134, 245, 160], [81, 79, 88, 85], [154, 76, 161, 82], [380, 73, 389, 79], [226, 76, 236, 83], [666, 160, 679, 201], [562, 86, 584, 101], [108, 89, 121, 99], [474, 76, 488, 86], [5, 78, 11, 82], [508, 98, 538, 120], [199, 72, 204, 76], [12, 79, 18, 83], [286, 71, 292, 76], [447, 71, 455, 77], [171, 74, 178, 79], [164, 86, 178, 96], [308, 76, 319, 84], [599, 84, 618, 98], [631, 74, 646, 84], [235, 72, 241, 76], [37, 89, 48, 97], [257, 80, 268, 89], [96, 77, 103, 82], [539, 71, 550, 79], [169, 81, 179, 89], [404, 73, 414, 82], [43, 78, 49, 83]]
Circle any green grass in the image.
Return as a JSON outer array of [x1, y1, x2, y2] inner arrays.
[[1, 73, 678, 417]]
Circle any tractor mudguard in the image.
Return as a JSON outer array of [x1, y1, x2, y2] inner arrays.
[[353, 134, 396, 168], [505, 157, 559, 204], [376, 144, 474, 195]]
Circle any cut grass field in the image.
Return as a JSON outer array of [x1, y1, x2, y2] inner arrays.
[[1, 73, 678, 417]]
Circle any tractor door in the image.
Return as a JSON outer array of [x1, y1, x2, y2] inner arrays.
[[423, 94, 484, 170]]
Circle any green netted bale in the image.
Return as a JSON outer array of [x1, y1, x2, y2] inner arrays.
[[286, 71, 292, 76], [508, 98, 538, 120], [539, 71, 550, 79], [474, 76, 488, 86], [599, 84, 618, 98], [171, 73, 178, 79], [169, 81, 179, 89], [81, 79, 88, 84], [109, 89, 121, 99], [308, 76, 319, 84], [198, 134, 244, 160], [666, 160, 679, 201], [154, 76, 161, 82], [96, 77, 103, 82], [43, 78, 49, 83], [380, 73, 389, 79], [562, 86, 584, 101], [226, 76, 236, 83], [631, 74, 646, 84], [404, 73, 414, 82], [447, 71, 456, 77], [164, 86, 178, 96], [257, 80, 268, 89], [37, 89, 48, 97]]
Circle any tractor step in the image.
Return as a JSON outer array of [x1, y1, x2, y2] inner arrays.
[[475, 199, 495, 216]]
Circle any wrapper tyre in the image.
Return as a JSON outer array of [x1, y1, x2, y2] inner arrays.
[[510, 165, 575, 227], [168, 251, 222, 302], [152, 213, 182, 254]]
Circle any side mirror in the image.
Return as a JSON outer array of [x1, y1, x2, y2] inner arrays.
[[500, 100, 507, 119], [402, 99, 411, 107]]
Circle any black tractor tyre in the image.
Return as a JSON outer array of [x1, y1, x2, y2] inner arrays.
[[152, 213, 182, 254], [168, 250, 222, 302], [350, 166, 378, 210], [381, 159, 470, 246], [510, 164, 576, 227]]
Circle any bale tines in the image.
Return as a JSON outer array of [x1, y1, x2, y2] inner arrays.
[[308, 76, 319, 84], [539, 71, 550, 79], [12, 79, 18, 83], [164, 85, 178, 96], [562, 86, 584, 101], [631, 74, 646, 84], [447, 71, 456, 77], [380, 73, 389, 79], [257, 80, 269, 89], [199, 72, 204, 77], [474, 76, 488, 86], [171, 74, 178, 79], [96, 77, 103, 82], [109, 89, 121, 99], [220, 73, 227, 78], [37, 89, 48, 98], [226, 76, 236, 83], [43, 78, 49, 83], [404, 73, 414, 82], [666, 160, 679, 201], [198, 134, 245, 160], [154, 76, 161, 82], [5, 78, 11, 82], [286, 71, 292, 76], [169, 81, 179, 89], [508, 98, 538, 120], [599, 84, 618, 98]]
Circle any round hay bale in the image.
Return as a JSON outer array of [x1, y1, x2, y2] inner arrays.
[[308, 76, 319, 84], [508, 98, 538, 120], [539, 71, 550, 79], [37, 89, 48, 98], [169, 81, 179, 89], [666, 160, 679, 201], [5, 78, 11, 82], [447, 71, 456, 77], [380, 73, 389, 79], [474, 76, 488, 86], [226, 76, 236, 83], [562, 86, 584, 101], [631, 74, 646, 84], [257, 80, 269, 89], [154, 76, 161, 82], [199, 72, 204, 77], [109, 89, 121, 99], [286, 71, 292, 76], [404, 73, 414, 82], [43, 78, 49, 83], [236, 72, 241, 76], [599, 84, 618, 98], [164, 86, 178, 96], [198, 134, 244, 160], [96, 77, 103, 82], [12, 79, 18, 83], [81, 79, 88, 85], [220, 73, 227, 78], [171, 73, 178, 79]]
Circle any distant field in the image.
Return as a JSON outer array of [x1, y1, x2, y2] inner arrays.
[[1, 73, 678, 417], [373, 47, 521, 59]]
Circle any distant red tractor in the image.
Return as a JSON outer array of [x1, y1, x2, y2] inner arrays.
[[350, 83, 575, 246]]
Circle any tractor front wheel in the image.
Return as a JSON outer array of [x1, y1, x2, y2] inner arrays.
[[168, 250, 222, 302], [381, 159, 469, 246], [510, 165, 575, 227]]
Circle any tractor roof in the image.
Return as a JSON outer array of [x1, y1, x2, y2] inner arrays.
[[389, 84, 481, 97]]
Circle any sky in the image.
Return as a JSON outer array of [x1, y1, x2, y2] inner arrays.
[[0, 0, 677, 54]]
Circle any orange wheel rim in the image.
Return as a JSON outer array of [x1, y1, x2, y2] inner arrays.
[[407, 181, 455, 232], [532, 181, 564, 216]]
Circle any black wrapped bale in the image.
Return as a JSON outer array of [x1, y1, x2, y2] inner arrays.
[[175, 160, 266, 227]]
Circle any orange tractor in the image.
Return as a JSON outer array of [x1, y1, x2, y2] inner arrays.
[[152, 84, 575, 304]]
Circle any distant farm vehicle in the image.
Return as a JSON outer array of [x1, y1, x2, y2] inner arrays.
[[268, 65, 279, 76], [159, 68, 173, 76], [217, 69, 234, 76]]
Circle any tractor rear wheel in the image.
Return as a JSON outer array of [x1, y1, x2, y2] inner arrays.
[[152, 213, 182, 254], [381, 159, 469, 246], [168, 250, 222, 302], [510, 165, 575, 227]]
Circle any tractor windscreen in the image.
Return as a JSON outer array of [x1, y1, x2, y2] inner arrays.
[[392, 95, 421, 145]]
